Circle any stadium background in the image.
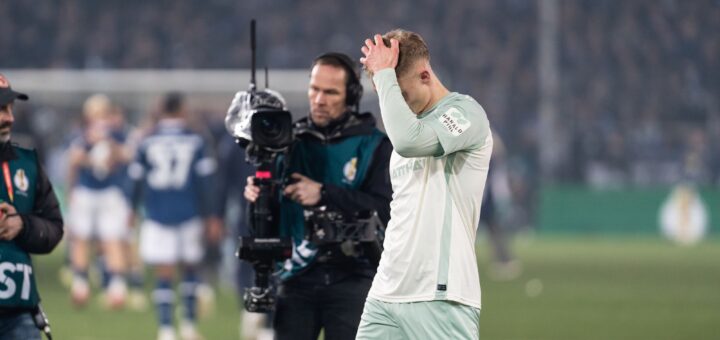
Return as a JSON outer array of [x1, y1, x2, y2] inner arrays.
[[2, 0, 719, 339]]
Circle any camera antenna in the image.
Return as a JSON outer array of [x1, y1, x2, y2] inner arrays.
[[265, 66, 269, 89], [250, 19, 257, 92]]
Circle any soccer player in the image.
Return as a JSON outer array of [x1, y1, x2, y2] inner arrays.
[[481, 132, 521, 281], [67, 94, 133, 308], [129, 92, 222, 340], [357, 30, 493, 339]]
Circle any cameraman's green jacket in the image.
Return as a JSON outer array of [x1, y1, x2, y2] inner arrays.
[[0, 143, 63, 313], [279, 112, 392, 280]]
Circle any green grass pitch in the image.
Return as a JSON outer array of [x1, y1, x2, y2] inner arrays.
[[30, 236, 720, 339]]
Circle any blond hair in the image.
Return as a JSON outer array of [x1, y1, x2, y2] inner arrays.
[[83, 94, 112, 122], [381, 29, 430, 78]]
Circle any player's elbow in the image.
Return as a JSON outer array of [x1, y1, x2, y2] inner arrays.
[[394, 142, 423, 158]]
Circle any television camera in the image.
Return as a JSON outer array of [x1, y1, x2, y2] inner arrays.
[[224, 20, 293, 313], [225, 20, 385, 313]]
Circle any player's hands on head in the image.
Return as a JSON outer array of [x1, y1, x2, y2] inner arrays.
[[283, 173, 322, 206], [360, 34, 399, 74]]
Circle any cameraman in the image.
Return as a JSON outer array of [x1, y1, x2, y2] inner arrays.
[[244, 53, 392, 340]]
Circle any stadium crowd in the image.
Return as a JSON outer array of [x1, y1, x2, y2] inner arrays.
[[1, 0, 718, 200], [1, 1, 718, 338]]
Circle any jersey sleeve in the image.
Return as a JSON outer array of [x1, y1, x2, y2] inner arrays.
[[423, 101, 490, 156], [194, 137, 217, 177], [373, 68, 444, 157]]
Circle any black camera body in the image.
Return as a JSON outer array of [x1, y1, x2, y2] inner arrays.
[[304, 208, 385, 266], [226, 88, 294, 155], [248, 109, 293, 151]]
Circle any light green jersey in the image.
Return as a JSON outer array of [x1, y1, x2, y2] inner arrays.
[[369, 69, 492, 309]]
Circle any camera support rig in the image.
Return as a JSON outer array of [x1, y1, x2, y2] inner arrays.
[[228, 19, 293, 313], [236, 151, 292, 313], [304, 207, 385, 266]]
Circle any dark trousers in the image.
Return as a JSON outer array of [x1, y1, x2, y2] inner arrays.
[[274, 264, 373, 340], [0, 312, 41, 340]]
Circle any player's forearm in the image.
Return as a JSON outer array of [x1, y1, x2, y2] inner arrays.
[[373, 69, 442, 157], [65, 162, 79, 204], [111, 142, 134, 164]]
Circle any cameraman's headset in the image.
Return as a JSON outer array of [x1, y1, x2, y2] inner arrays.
[[312, 52, 364, 112]]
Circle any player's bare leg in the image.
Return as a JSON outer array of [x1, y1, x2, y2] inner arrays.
[[102, 239, 128, 309], [70, 236, 92, 307]]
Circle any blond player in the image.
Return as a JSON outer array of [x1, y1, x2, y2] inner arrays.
[[357, 29, 493, 339]]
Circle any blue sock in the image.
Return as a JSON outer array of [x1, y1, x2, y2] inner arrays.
[[153, 279, 174, 327], [97, 257, 111, 289], [73, 268, 89, 281], [180, 270, 199, 322]]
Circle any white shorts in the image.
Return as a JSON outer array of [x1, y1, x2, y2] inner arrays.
[[139, 218, 204, 265], [68, 186, 130, 241]]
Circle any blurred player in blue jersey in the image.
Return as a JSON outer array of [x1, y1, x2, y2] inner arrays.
[[481, 132, 521, 281], [67, 94, 133, 309], [129, 92, 222, 340]]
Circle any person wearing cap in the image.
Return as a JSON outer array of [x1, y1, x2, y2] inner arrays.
[[0, 74, 64, 339]]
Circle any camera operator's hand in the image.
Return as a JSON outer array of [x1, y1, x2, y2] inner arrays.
[[0, 203, 23, 241], [284, 173, 323, 206], [244, 176, 260, 203]]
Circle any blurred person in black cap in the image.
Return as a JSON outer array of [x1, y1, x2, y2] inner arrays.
[[0, 73, 64, 339], [0, 78, 28, 142]]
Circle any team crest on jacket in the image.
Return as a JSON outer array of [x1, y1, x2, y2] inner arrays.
[[14, 169, 29, 193], [343, 157, 358, 183]]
